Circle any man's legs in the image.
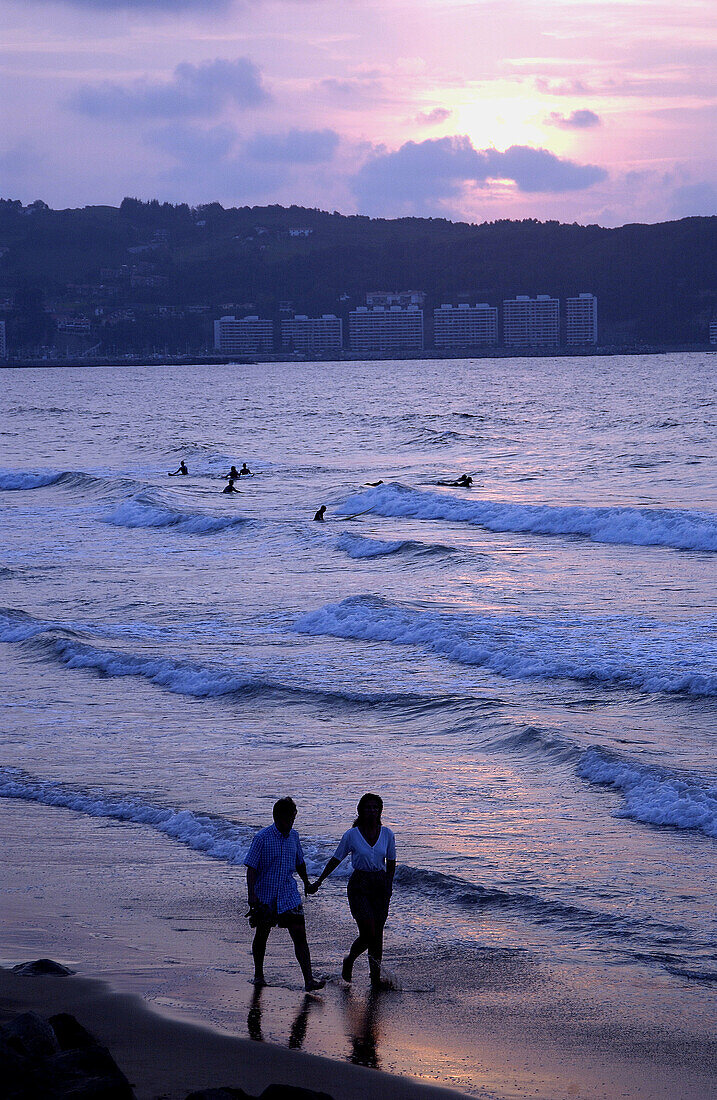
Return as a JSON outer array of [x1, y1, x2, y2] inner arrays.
[[287, 918, 324, 991], [251, 921, 272, 986]]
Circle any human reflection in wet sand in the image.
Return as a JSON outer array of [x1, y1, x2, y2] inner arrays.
[[247, 985, 321, 1052], [341, 987, 381, 1069]]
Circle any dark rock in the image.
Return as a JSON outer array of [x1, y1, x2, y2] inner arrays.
[[49, 1014, 98, 1051], [2, 1011, 61, 1060], [11, 958, 75, 977], [0, 1035, 39, 1093], [44, 1044, 135, 1098], [184, 1091, 254, 1100], [260, 1087, 334, 1100]]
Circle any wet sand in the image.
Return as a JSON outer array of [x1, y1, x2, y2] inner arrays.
[[2, 798, 716, 1100]]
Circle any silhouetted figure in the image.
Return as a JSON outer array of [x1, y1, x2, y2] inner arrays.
[[239, 462, 252, 477], [455, 473, 473, 487], [314, 505, 327, 521], [310, 793, 395, 990], [169, 461, 188, 476], [226, 466, 240, 480], [222, 477, 242, 494], [244, 797, 325, 993], [365, 480, 384, 487]]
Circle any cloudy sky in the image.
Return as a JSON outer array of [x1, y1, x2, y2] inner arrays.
[[1, 0, 715, 225]]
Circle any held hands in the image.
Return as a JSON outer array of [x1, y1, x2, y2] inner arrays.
[[305, 880, 320, 895]]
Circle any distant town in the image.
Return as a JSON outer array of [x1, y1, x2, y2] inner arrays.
[[1, 198, 715, 363], [214, 291, 601, 358]]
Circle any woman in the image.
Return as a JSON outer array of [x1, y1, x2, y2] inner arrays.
[[310, 793, 396, 988]]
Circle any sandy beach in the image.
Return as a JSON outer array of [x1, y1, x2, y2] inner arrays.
[[2, 797, 716, 1100]]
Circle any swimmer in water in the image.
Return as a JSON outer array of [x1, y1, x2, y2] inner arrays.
[[313, 505, 327, 521], [222, 478, 243, 494], [226, 466, 240, 481], [169, 461, 188, 476], [455, 474, 473, 487], [239, 462, 252, 477]]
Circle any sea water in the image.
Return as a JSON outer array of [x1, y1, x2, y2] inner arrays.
[[0, 354, 715, 1077]]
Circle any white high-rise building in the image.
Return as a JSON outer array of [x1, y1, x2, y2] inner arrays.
[[281, 314, 343, 352], [434, 303, 498, 348], [214, 315, 273, 355], [503, 295, 560, 347], [349, 305, 424, 354], [566, 293, 598, 345], [0, 320, 6, 360]]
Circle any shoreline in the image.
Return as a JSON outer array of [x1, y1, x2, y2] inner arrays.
[[2, 800, 717, 1100], [2, 345, 715, 369], [0, 965, 470, 1100]]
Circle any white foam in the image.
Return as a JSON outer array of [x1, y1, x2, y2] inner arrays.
[[294, 597, 717, 696], [336, 533, 411, 559], [578, 749, 717, 838], [337, 483, 717, 553], [102, 497, 247, 535], [0, 469, 64, 491], [0, 768, 329, 871]]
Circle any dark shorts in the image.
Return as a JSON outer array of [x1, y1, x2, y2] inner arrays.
[[347, 870, 390, 927], [249, 903, 305, 930]]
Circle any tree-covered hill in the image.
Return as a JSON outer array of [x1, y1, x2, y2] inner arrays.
[[1, 197, 715, 353]]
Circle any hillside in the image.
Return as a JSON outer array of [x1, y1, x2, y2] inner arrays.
[[1, 197, 716, 355]]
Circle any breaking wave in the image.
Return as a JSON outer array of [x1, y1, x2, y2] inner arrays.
[[0, 469, 67, 491], [102, 495, 248, 535], [336, 483, 717, 552], [578, 749, 717, 839], [294, 596, 717, 697], [335, 532, 452, 560], [0, 767, 679, 946]]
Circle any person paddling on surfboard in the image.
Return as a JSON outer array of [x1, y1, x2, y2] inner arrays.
[[222, 477, 242, 494], [169, 460, 188, 476]]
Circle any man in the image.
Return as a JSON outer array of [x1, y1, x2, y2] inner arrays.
[[313, 505, 326, 521], [222, 477, 243, 494], [169, 460, 188, 476], [244, 797, 325, 992]]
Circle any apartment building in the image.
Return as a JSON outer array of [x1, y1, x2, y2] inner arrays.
[[503, 295, 560, 347], [214, 315, 274, 355], [566, 293, 598, 345], [434, 303, 498, 348], [349, 305, 424, 354], [281, 314, 343, 352]]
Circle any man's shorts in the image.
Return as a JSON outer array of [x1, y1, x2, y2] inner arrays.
[[248, 903, 305, 930]]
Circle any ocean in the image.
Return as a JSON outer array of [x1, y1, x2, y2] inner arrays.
[[1, 353, 715, 1094]]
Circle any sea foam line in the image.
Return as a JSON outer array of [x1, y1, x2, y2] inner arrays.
[[336, 483, 717, 553], [578, 749, 717, 840], [294, 596, 717, 697], [335, 532, 451, 560], [102, 495, 248, 535]]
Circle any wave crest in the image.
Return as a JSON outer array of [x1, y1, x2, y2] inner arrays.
[[337, 483, 717, 553], [294, 596, 717, 697]]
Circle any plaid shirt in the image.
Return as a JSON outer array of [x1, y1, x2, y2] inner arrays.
[[244, 823, 305, 914]]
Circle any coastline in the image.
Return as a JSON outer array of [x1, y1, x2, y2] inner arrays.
[[2, 799, 716, 1100], [0, 967, 470, 1100]]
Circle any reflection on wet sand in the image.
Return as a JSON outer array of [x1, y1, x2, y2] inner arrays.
[[341, 987, 382, 1069], [247, 985, 322, 1051]]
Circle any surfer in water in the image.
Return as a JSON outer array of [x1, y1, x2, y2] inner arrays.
[[438, 473, 473, 487], [365, 480, 384, 487], [313, 505, 327, 521], [309, 793, 395, 990], [169, 461, 188, 476], [222, 477, 242, 494], [239, 462, 252, 477], [244, 797, 325, 993], [226, 466, 240, 481]]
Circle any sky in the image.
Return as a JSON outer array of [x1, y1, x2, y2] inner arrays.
[[1, 0, 715, 226]]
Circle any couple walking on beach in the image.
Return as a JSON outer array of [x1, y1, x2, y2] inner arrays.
[[244, 793, 396, 992]]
